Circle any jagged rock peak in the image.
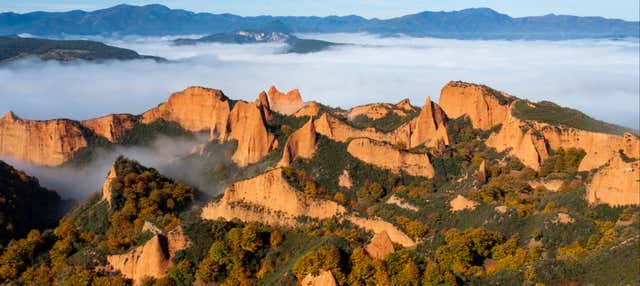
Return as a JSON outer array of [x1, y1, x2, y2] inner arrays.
[[395, 98, 413, 110], [278, 117, 317, 167], [2, 111, 17, 121], [267, 85, 304, 115]]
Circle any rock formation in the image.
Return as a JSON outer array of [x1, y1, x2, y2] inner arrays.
[[476, 160, 487, 184], [438, 81, 512, 130], [81, 114, 139, 143], [316, 97, 449, 149], [294, 101, 322, 118], [266, 86, 304, 115], [347, 99, 417, 120], [101, 166, 117, 205], [0, 112, 88, 166], [142, 86, 232, 134], [450, 195, 479, 212], [346, 216, 416, 247], [347, 138, 434, 178], [107, 226, 191, 284], [225, 101, 278, 166], [364, 231, 395, 259], [201, 168, 346, 226], [300, 270, 337, 286], [278, 118, 317, 167], [587, 154, 640, 206], [386, 195, 419, 211], [338, 169, 353, 188]]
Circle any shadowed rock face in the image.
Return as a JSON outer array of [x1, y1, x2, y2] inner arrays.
[[278, 117, 317, 167], [347, 137, 435, 178], [587, 154, 640, 206], [81, 113, 140, 143], [142, 86, 232, 134], [267, 85, 304, 115], [225, 101, 277, 166], [0, 112, 88, 166]]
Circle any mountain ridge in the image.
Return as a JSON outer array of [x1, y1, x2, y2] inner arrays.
[[1, 4, 637, 39]]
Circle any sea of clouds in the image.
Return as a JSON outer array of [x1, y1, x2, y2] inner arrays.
[[0, 33, 638, 199], [1, 33, 638, 129]]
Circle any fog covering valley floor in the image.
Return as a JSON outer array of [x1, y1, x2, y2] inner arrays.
[[0, 79, 638, 285]]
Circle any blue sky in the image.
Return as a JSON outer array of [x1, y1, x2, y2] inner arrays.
[[2, 0, 639, 20]]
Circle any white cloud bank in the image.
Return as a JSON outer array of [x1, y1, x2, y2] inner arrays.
[[0, 33, 637, 129]]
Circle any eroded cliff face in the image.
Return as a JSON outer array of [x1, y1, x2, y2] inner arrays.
[[267, 86, 304, 115], [294, 101, 322, 118], [485, 115, 549, 170], [365, 231, 395, 259], [347, 138, 434, 178], [0, 112, 89, 166], [300, 270, 337, 286], [107, 226, 191, 284], [142, 86, 232, 134], [81, 114, 139, 143], [347, 99, 417, 120], [346, 216, 416, 247], [101, 166, 117, 205], [201, 168, 346, 226], [316, 97, 449, 149], [587, 154, 640, 206], [438, 81, 512, 130], [225, 101, 278, 166], [278, 118, 317, 167]]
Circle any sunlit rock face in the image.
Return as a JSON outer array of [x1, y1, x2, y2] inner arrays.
[[0, 111, 88, 166]]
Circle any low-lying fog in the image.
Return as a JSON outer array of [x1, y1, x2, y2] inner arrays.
[[1, 33, 638, 199]]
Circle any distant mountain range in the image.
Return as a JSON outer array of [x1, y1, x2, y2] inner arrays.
[[173, 28, 341, 54], [0, 36, 164, 63], [1, 4, 638, 39]]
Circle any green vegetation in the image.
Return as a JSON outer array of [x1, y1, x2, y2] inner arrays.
[[350, 108, 419, 132], [0, 36, 161, 62], [0, 161, 66, 246], [512, 100, 635, 135], [539, 147, 587, 177]]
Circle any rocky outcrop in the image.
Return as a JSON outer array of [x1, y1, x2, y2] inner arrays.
[[107, 226, 191, 284], [316, 98, 448, 149], [365, 231, 395, 259], [81, 114, 139, 143], [485, 116, 549, 170], [294, 101, 322, 118], [101, 166, 117, 205], [346, 216, 416, 247], [347, 138, 434, 178], [587, 154, 640, 206], [338, 169, 353, 188], [528, 179, 564, 191], [201, 168, 346, 226], [225, 101, 278, 166], [476, 160, 487, 184], [0, 112, 89, 166], [386, 195, 419, 211], [450, 195, 478, 212], [347, 99, 417, 120], [278, 118, 317, 167], [438, 81, 512, 130], [142, 86, 232, 134], [266, 86, 304, 115], [300, 270, 337, 286]]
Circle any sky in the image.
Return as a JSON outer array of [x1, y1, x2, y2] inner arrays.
[[2, 0, 639, 21]]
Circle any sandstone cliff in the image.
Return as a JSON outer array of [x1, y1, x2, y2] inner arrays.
[[0, 112, 89, 166], [587, 154, 640, 206], [278, 118, 317, 167], [347, 138, 434, 178], [346, 216, 416, 247], [142, 86, 232, 134], [365, 231, 395, 259], [266, 86, 304, 115], [294, 101, 322, 118], [107, 226, 191, 284], [300, 270, 337, 286], [101, 166, 117, 205], [201, 168, 346, 226], [81, 113, 139, 143], [347, 99, 417, 120], [225, 101, 278, 166], [438, 81, 512, 130]]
